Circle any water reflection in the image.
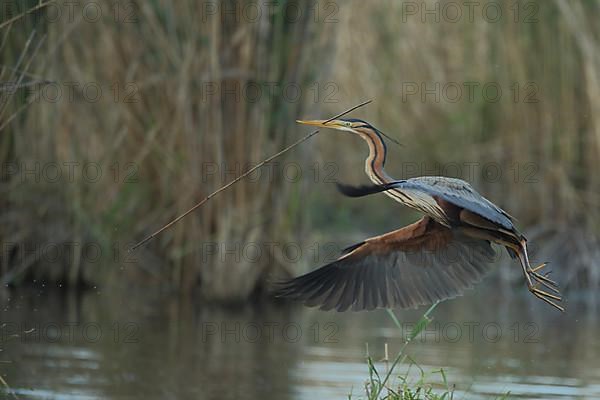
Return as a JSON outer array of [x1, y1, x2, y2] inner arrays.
[[1, 281, 599, 399]]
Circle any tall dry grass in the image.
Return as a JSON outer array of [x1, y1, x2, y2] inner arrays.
[[1, 0, 333, 299], [2, 0, 599, 299]]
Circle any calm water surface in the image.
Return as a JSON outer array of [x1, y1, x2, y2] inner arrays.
[[1, 282, 599, 399]]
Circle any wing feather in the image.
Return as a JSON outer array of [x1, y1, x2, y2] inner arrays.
[[275, 217, 497, 311]]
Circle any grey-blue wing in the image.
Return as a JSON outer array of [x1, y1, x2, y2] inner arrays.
[[401, 177, 515, 230]]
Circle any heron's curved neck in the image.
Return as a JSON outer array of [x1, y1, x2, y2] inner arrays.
[[354, 126, 450, 225], [355, 126, 415, 206], [355, 127, 392, 185]]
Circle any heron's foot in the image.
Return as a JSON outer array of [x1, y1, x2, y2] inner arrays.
[[527, 281, 564, 312], [527, 263, 560, 294]]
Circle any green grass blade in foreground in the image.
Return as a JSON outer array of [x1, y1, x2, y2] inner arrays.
[[385, 308, 403, 331], [373, 301, 440, 399], [360, 302, 510, 400]]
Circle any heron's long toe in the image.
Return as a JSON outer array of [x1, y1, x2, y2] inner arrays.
[[528, 263, 560, 293], [528, 283, 564, 312]]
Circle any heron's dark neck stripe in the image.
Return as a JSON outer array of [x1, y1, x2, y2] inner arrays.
[[358, 124, 387, 167], [356, 127, 412, 203]]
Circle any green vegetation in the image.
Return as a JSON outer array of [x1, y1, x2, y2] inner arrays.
[[357, 304, 453, 400], [362, 365, 456, 400], [354, 304, 511, 400]]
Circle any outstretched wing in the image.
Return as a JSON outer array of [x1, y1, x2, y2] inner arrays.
[[337, 177, 516, 231], [275, 217, 496, 311]]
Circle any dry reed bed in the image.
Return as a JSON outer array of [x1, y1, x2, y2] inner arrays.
[[1, 0, 330, 299], [1, 0, 599, 299]]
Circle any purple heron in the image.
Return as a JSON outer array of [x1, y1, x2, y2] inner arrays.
[[276, 118, 563, 312]]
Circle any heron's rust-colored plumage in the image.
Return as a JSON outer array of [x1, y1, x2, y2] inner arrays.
[[361, 216, 452, 254], [276, 217, 496, 311]]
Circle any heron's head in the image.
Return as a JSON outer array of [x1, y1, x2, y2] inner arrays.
[[296, 118, 373, 134], [296, 118, 401, 146]]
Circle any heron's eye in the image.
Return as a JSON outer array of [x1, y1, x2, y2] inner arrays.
[[344, 121, 352, 127]]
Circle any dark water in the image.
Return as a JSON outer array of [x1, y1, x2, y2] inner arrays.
[[1, 282, 599, 399]]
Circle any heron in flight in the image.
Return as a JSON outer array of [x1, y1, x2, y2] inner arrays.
[[276, 118, 563, 312]]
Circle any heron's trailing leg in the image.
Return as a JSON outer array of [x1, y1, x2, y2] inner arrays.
[[520, 242, 559, 292], [515, 241, 564, 312]]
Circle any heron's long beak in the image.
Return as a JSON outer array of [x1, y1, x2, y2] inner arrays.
[[296, 119, 330, 127]]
